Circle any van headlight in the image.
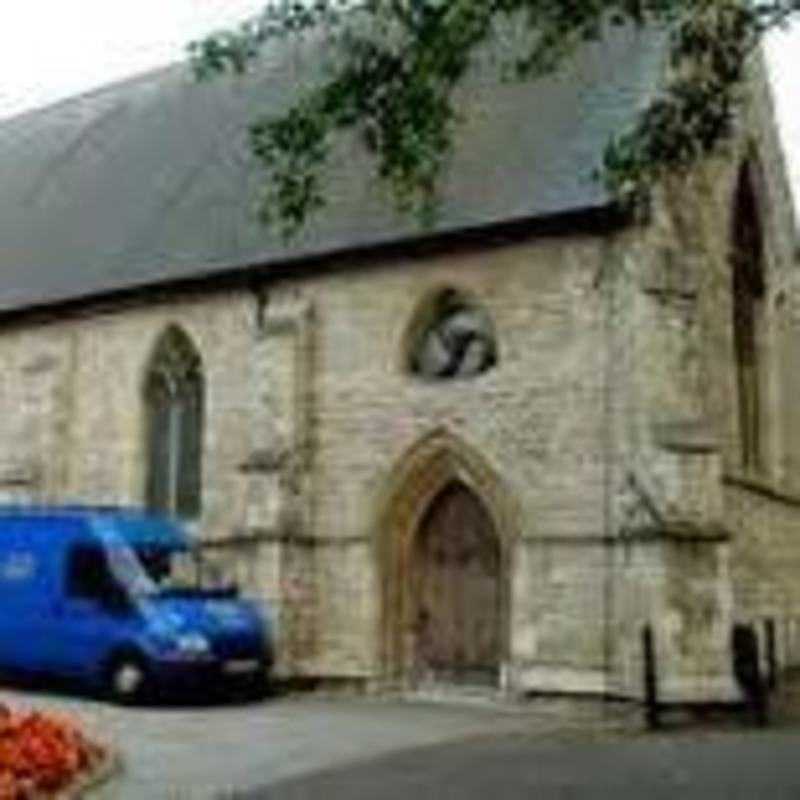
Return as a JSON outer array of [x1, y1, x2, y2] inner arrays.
[[173, 633, 211, 658]]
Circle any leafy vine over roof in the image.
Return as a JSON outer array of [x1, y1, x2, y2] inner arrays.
[[190, 0, 798, 240], [0, 24, 664, 313]]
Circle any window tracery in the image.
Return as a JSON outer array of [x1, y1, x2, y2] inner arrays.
[[144, 326, 204, 518], [408, 289, 497, 380]]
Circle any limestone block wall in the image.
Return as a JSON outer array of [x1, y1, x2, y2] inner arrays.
[[0, 234, 625, 691], [617, 54, 800, 699], [724, 483, 800, 664], [511, 540, 611, 694], [608, 538, 663, 699], [573, 179, 738, 702], [0, 204, 745, 698], [0, 291, 257, 546], [583, 55, 800, 700], [695, 71, 800, 662], [290, 235, 617, 686]]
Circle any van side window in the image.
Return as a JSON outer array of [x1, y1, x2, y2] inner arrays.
[[66, 545, 111, 599]]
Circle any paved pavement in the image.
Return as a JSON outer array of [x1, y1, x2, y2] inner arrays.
[[0, 687, 638, 798]]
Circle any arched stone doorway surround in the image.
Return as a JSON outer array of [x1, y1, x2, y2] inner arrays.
[[375, 427, 520, 691]]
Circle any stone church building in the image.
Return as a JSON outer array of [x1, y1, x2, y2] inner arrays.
[[1, 24, 800, 703]]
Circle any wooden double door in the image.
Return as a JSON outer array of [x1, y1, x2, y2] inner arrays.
[[411, 482, 502, 686]]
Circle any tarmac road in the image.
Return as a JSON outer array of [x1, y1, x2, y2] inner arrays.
[[3, 684, 799, 799], [0, 687, 630, 798], [243, 729, 800, 799]]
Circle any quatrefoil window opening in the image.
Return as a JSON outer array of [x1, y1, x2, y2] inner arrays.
[[407, 289, 498, 380]]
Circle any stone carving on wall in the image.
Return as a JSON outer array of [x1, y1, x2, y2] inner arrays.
[[618, 440, 725, 539], [618, 467, 667, 539], [409, 290, 497, 380]]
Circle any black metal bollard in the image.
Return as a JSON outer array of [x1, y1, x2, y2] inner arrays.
[[765, 618, 777, 692], [732, 623, 769, 727], [643, 623, 660, 730]]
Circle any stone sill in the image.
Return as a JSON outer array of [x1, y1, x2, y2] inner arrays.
[[651, 419, 719, 455], [620, 522, 731, 543], [516, 528, 730, 546]]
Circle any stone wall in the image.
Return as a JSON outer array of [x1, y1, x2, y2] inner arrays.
[[0, 229, 621, 692], [611, 52, 800, 699], [276, 235, 616, 687], [0, 291, 255, 539], [0, 53, 795, 702], [696, 59, 800, 678]]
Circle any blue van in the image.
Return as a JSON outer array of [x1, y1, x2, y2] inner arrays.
[[0, 507, 274, 703]]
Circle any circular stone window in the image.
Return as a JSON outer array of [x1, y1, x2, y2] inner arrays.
[[408, 289, 497, 380]]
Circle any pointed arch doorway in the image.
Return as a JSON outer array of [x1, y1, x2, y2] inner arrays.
[[378, 431, 514, 691], [412, 481, 501, 686]]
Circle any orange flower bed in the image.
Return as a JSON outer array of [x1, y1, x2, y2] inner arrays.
[[0, 705, 108, 799]]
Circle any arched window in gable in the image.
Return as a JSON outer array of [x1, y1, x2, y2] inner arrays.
[[731, 160, 767, 473], [144, 326, 204, 518], [406, 288, 498, 380]]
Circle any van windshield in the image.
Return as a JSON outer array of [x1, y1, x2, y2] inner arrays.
[[115, 545, 237, 598], [137, 547, 199, 592], [93, 517, 238, 599], [103, 544, 160, 598]]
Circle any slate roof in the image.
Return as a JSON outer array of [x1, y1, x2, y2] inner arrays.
[[0, 24, 668, 313]]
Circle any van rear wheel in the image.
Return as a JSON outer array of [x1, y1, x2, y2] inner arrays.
[[105, 653, 151, 705]]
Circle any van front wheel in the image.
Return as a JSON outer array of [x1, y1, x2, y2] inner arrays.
[[105, 653, 151, 705]]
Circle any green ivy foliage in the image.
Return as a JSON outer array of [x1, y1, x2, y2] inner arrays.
[[189, 0, 800, 239]]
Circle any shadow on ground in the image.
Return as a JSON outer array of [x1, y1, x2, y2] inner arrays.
[[0, 670, 277, 710]]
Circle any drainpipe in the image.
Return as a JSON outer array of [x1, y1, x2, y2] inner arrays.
[[600, 239, 620, 698]]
